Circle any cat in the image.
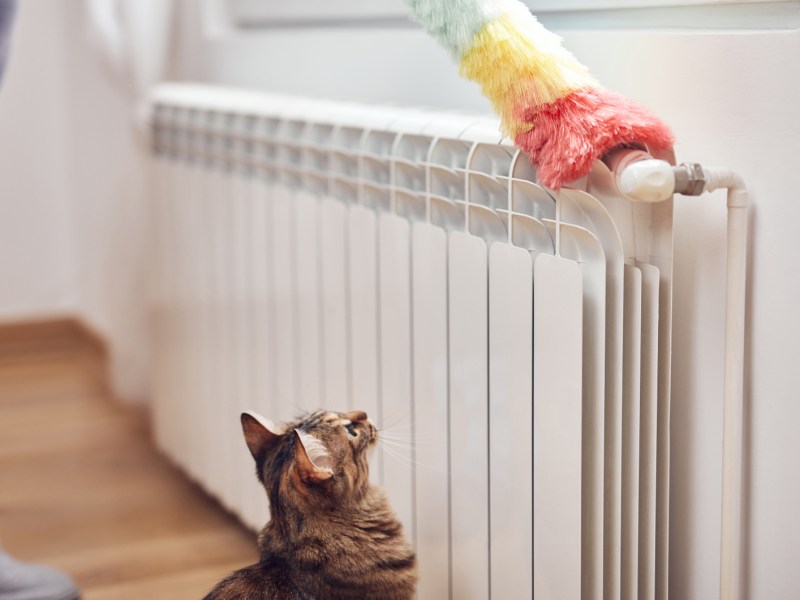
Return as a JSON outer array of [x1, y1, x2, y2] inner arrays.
[[204, 409, 417, 600]]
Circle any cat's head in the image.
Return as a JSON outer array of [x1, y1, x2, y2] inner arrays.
[[240, 409, 377, 509]]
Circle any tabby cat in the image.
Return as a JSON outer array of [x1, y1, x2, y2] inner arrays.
[[204, 409, 417, 599]]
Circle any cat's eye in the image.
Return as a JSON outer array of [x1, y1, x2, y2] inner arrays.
[[345, 422, 358, 437]]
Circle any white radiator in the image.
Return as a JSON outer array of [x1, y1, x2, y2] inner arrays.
[[148, 83, 675, 600]]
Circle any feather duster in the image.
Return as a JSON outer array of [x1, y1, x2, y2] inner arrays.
[[405, 0, 674, 188]]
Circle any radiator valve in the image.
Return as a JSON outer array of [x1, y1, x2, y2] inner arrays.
[[672, 163, 707, 196], [614, 153, 710, 203]]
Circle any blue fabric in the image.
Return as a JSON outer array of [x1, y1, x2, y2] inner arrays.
[[0, 0, 18, 86]]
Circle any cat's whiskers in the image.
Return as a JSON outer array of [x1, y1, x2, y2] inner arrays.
[[376, 440, 445, 473], [376, 431, 413, 442], [377, 441, 418, 467], [376, 413, 414, 434], [377, 431, 438, 448], [378, 438, 414, 451]]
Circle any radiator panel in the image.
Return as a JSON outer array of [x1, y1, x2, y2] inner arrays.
[[245, 175, 274, 531], [488, 243, 535, 600], [622, 265, 643, 600], [549, 220, 607, 600], [197, 162, 218, 493], [347, 205, 382, 483], [378, 213, 416, 543], [532, 253, 584, 600], [270, 184, 299, 423], [149, 84, 675, 600], [319, 197, 350, 410], [294, 189, 323, 410], [411, 223, 450, 600], [448, 233, 491, 600], [638, 262, 661, 600]]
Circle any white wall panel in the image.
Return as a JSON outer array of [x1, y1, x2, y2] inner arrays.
[[527, 0, 779, 9], [231, 0, 405, 23]]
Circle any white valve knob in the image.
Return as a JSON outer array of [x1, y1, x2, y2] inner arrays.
[[616, 158, 676, 203]]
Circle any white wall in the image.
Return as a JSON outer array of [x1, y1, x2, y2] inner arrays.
[[0, 0, 151, 402], [0, 0, 77, 320], [173, 3, 799, 598], [59, 3, 153, 403]]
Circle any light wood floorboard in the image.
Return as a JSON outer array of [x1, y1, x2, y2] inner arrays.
[[0, 322, 258, 599]]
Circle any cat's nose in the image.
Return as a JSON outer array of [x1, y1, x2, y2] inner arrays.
[[345, 410, 368, 423]]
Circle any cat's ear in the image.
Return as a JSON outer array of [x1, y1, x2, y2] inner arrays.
[[241, 411, 282, 460], [293, 429, 334, 484]]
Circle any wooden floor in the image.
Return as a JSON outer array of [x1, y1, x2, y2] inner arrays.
[[0, 321, 258, 599]]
